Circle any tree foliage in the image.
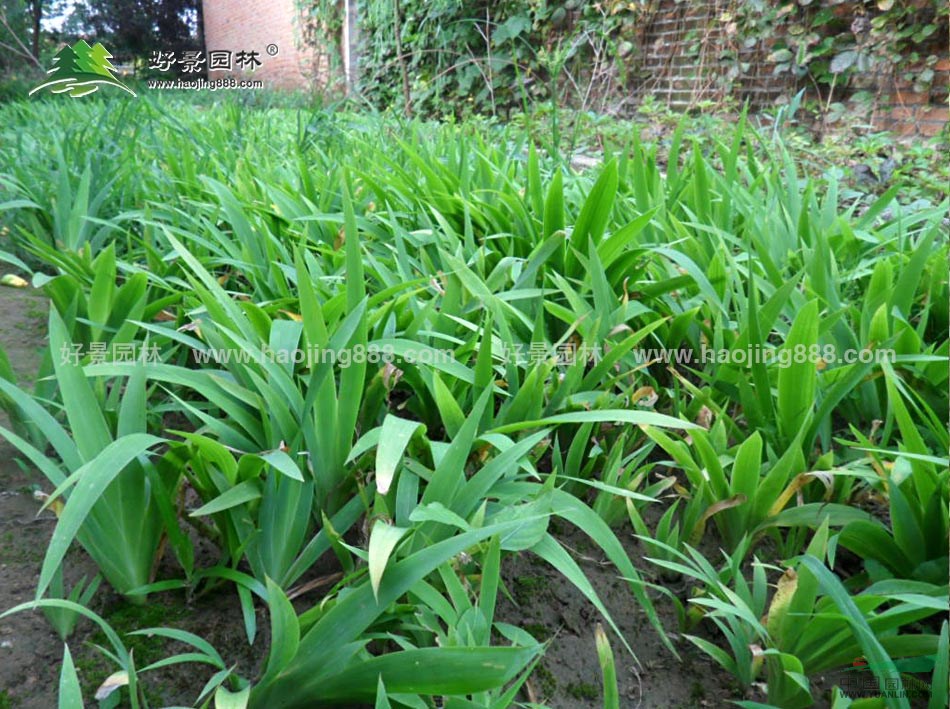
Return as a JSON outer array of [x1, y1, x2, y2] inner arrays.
[[63, 0, 200, 58]]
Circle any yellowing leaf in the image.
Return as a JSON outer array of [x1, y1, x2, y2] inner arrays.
[[368, 521, 409, 601], [375, 415, 425, 495], [766, 568, 798, 644], [94, 671, 129, 701], [0, 274, 28, 288], [215, 685, 250, 709]]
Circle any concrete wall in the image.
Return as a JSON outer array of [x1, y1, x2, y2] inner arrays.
[[202, 0, 315, 89]]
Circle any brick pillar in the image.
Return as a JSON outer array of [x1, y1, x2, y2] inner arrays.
[[202, 0, 318, 89]]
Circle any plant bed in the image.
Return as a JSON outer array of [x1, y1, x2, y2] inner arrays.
[[0, 93, 947, 709]]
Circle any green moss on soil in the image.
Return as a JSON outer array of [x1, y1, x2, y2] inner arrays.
[[513, 575, 547, 604], [78, 598, 189, 701], [534, 663, 558, 697], [523, 622, 551, 642], [566, 681, 600, 700]]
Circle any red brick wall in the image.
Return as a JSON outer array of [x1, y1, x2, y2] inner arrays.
[[635, 2, 793, 111], [868, 57, 950, 138], [202, 0, 316, 89], [636, 0, 947, 139]]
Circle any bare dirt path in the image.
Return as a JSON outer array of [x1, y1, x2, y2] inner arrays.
[[0, 287, 62, 708]]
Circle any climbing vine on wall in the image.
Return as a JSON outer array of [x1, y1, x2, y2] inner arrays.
[[762, 0, 947, 110], [354, 0, 649, 117], [297, 0, 948, 119], [296, 0, 651, 114]]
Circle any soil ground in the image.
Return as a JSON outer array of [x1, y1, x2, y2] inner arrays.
[[0, 287, 787, 708], [0, 286, 59, 707], [494, 526, 741, 708], [0, 288, 263, 708]]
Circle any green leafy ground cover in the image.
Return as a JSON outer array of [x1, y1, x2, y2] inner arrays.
[[0, 91, 947, 708]]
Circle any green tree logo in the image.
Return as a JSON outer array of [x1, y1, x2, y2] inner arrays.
[[29, 40, 136, 98]]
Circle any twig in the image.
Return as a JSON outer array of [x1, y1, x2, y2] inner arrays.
[[287, 571, 344, 600], [472, 8, 496, 115], [392, 0, 412, 117], [0, 11, 43, 69]]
